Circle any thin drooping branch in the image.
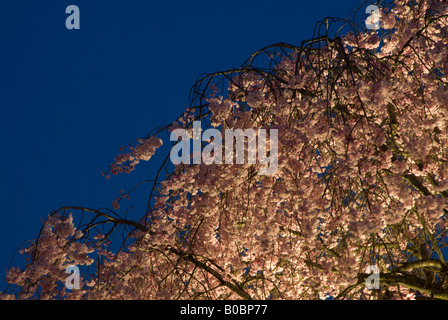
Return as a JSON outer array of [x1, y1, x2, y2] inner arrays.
[[48, 206, 253, 300]]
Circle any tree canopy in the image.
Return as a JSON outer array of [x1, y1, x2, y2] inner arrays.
[[2, 0, 448, 300]]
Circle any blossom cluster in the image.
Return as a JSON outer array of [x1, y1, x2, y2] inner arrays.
[[2, 0, 448, 300]]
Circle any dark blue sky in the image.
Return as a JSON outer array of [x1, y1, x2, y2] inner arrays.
[[0, 0, 366, 290]]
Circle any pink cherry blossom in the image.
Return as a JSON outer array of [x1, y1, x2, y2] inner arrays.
[[2, 0, 448, 301]]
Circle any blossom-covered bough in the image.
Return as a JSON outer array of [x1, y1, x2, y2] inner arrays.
[[2, 0, 448, 300]]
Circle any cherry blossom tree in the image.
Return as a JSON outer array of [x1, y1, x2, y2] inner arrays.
[[2, 0, 448, 300]]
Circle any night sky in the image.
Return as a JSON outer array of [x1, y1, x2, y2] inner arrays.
[[0, 0, 367, 291]]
